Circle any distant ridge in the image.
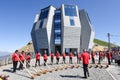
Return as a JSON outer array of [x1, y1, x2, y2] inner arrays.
[[18, 39, 119, 52], [18, 41, 34, 53], [94, 38, 118, 47]]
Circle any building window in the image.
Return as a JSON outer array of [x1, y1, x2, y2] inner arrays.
[[55, 32, 61, 39], [54, 9, 61, 45], [70, 19, 75, 26], [64, 5, 77, 16], [39, 21, 43, 28], [39, 7, 49, 20]]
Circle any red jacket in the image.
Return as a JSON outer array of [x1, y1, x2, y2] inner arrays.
[[12, 52, 19, 61], [26, 55, 31, 61], [78, 54, 82, 60], [106, 52, 111, 59], [81, 52, 90, 64], [50, 53, 54, 58], [43, 54, 48, 60], [19, 53, 25, 61], [99, 52, 103, 58], [77, 54, 79, 58], [36, 53, 40, 60], [62, 53, 66, 58], [69, 52, 73, 58], [56, 52, 60, 58], [91, 52, 95, 58]]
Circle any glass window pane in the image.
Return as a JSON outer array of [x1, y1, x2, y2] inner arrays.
[[39, 21, 43, 28], [39, 7, 49, 20], [70, 19, 75, 26], [64, 5, 77, 16]]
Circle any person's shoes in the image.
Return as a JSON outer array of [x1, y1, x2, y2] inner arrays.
[[12, 71, 16, 73], [88, 74, 90, 77], [82, 76, 87, 78]]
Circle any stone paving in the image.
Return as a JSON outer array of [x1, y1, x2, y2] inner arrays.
[[0, 56, 118, 80]]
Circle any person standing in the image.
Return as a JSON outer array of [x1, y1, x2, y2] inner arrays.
[[26, 53, 31, 68], [91, 51, 95, 64], [81, 49, 90, 78], [98, 51, 103, 64], [35, 51, 41, 67], [50, 52, 54, 64], [106, 51, 111, 65], [77, 53, 81, 64], [43, 53, 48, 66], [56, 51, 60, 64], [69, 52, 73, 64], [12, 50, 19, 72], [62, 52, 66, 64], [19, 51, 25, 70]]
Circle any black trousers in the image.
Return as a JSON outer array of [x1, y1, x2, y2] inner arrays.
[[44, 60, 47, 66], [26, 60, 30, 68], [98, 57, 102, 64], [19, 61, 24, 69], [35, 59, 40, 66], [69, 58, 72, 64], [92, 58, 95, 64], [83, 64, 89, 77], [56, 58, 59, 64], [108, 58, 111, 65], [51, 58, 54, 63], [13, 61, 18, 72], [63, 57, 66, 63]]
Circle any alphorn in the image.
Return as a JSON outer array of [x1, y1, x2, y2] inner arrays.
[[45, 63, 55, 72], [74, 63, 80, 68], [16, 56, 36, 79], [23, 56, 42, 75], [105, 58, 109, 68]]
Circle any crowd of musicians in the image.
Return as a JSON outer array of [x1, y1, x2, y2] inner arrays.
[[12, 49, 120, 78]]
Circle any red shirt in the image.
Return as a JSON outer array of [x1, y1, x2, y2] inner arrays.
[[78, 54, 82, 60], [50, 53, 54, 58], [19, 53, 25, 61], [43, 54, 48, 60], [56, 52, 60, 58], [69, 52, 73, 58], [99, 52, 103, 58], [62, 53, 66, 58], [26, 55, 31, 61], [36, 53, 40, 60], [91, 52, 95, 58], [106, 52, 111, 59], [12, 52, 19, 61], [81, 52, 90, 64]]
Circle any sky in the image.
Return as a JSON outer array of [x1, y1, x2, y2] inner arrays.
[[0, 0, 120, 53]]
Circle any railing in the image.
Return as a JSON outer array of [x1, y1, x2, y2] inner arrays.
[[0, 52, 35, 66]]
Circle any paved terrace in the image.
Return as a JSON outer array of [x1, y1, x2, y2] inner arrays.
[[0, 56, 119, 80]]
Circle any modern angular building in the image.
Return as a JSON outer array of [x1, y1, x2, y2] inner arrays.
[[31, 4, 95, 55]]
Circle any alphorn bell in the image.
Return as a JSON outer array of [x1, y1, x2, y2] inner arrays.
[[95, 63, 98, 68], [106, 59, 109, 68], [100, 62, 103, 68], [45, 63, 54, 73], [23, 56, 42, 76], [89, 64, 93, 68], [16, 55, 36, 79]]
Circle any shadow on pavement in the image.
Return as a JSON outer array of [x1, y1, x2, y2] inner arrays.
[[60, 75, 83, 78], [14, 72, 31, 79], [3, 69, 12, 72], [3, 69, 31, 79]]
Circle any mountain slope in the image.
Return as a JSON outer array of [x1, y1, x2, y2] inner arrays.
[[18, 39, 118, 52]]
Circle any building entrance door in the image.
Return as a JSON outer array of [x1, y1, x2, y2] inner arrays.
[[55, 45, 61, 54]]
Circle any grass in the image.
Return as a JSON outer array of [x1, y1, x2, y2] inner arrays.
[[94, 39, 108, 46], [94, 38, 118, 47]]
